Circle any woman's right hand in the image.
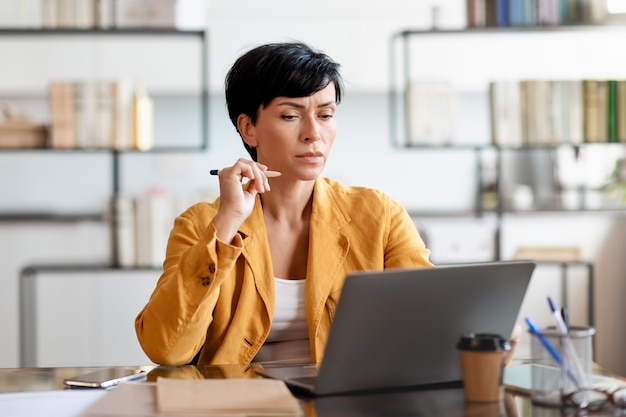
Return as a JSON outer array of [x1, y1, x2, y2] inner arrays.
[[211, 159, 273, 243]]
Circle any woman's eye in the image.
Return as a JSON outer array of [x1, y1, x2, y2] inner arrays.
[[282, 114, 297, 120]]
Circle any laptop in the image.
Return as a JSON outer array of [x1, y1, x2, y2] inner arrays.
[[255, 260, 536, 396]]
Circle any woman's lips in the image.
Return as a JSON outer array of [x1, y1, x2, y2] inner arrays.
[[296, 152, 324, 164]]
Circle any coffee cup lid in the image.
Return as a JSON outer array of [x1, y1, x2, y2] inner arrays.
[[456, 333, 511, 352]]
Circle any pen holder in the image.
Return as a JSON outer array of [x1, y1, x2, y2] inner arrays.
[[529, 325, 595, 407]]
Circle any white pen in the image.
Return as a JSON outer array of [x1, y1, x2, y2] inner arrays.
[[209, 169, 282, 178], [548, 297, 569, 334]]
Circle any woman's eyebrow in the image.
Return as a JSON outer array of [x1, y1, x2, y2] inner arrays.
[[277, 100, 336, 108]]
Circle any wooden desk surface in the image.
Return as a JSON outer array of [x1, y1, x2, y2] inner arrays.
[[0, 365, 616, 416]]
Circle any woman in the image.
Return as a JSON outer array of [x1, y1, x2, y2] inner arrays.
[[135, 42, 433, 366]]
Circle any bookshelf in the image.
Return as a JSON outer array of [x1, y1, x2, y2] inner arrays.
[[389, 24, 626, 261], [0, 28, 209, 267]]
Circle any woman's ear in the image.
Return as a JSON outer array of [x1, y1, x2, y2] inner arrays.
[[237, 114, 258, 148]]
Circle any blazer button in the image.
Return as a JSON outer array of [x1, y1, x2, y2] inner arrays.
[[208, 263, 216, 273], [201, 276, 210, 286]]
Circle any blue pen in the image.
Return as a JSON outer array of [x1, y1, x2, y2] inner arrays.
[[525, 317, 580, 388]]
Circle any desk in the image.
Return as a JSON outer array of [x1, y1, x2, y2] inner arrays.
[[0, 365, 617, 416]]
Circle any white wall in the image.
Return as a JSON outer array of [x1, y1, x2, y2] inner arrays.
[[1, 0, 625, 374]]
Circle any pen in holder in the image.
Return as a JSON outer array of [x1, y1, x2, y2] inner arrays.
[[528, 324, 596, 407], [547, 297, 589, 390]]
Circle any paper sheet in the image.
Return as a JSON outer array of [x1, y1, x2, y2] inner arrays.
[[0, 389, 105, 417], [79, 383, 159, 417]]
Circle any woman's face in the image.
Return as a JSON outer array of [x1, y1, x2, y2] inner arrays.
[[246, 83, 337, 181]]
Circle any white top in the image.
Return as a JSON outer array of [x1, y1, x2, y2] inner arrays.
[[252, 278, 311, 364]]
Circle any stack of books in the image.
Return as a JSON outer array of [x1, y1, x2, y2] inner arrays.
[[466, 0, 608, 27], [405, 81, 456, 146], [49, 79, 153, 150], [112, 190, 213, 268], [490, 79, 626, 147]]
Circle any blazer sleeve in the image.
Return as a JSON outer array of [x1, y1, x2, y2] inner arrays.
[[134, 204, 243, 366], [383, 197, 434, 269]]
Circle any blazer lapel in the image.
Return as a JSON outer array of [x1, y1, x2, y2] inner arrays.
[[239, 196, 274, 315], [306, 179, 351, 322]]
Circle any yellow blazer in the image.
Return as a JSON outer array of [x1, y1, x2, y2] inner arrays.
[[135, 177, 433, 366]]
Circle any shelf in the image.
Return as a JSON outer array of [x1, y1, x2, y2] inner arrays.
[[20, 264, 161, 274], [389, 24, 626, 262], [407, 210, 497, 218], [0, 213, 104, 222], [0, 28, 205, 36], [396, 143, 626, 150], [0, 28, 210, 268], [0, 146, 208, 153], [409, 207, 626, 217], [395, 24, 624, 37], [395, 144, 486, 151], [502, 207, 626, 215], [0, 28, 209, 151]]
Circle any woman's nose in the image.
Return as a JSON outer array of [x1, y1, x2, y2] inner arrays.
[[303, 119, 321, 142]]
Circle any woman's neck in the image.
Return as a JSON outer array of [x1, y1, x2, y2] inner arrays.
[[260, 179, 315, 224]]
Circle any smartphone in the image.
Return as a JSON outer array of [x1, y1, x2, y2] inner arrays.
[[63, 368, 147, 389]]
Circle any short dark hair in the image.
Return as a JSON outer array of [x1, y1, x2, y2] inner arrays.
[[225, 42, 344, 161]]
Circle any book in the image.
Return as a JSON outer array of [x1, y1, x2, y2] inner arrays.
[[489, 80, 523, 147], [496, 0, 509, 26], [467, 0, 487, 27], [583, 79, 608, 143], [50, 78, 128, 150], [564, 80, 584, 145], [49, 81, 76, 149], [156, 378, 301, 416], [550, 80, 583, 145], [112, 79, 134, 150], [537, 0, 560, 25], [94, 80, 115, 149], [616, 80, 626, 143], [584, 0, 608, 23], [96, 0, 114, 29], [114, 191, 209, 267], [146, 192, 173, 268], [508, 0, 526, 26], [521, 80, 553, 145], [56, 0, 76, 28], [113, 195, 137, 268], [74, 80, 98, 149], [134, 190, 172, 268], [115, 0, 176, 28], [607, 80, 618, 143], [73, 0, 95, 28], [484, 0, 498, 26], [567, 0, 582, 23], [42, 0, 58, 28], [133, 195, 153, 268]]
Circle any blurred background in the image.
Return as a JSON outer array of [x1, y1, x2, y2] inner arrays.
[[1, 0, 625, 377]]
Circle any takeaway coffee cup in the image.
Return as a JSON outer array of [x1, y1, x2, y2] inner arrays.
[[457, 333, 511, 402]]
